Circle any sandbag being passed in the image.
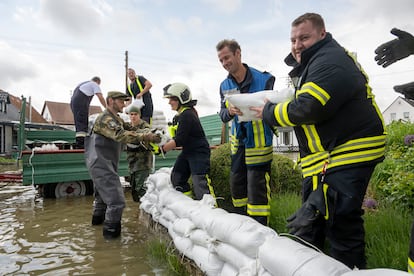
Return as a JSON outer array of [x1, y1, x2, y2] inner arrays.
[[225, 88, 294, 122]]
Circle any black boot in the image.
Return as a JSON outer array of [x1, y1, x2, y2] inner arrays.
[[91, 215, 105, 225], [252, 215, 269, 226], [232, 206, 247, 215], [103, 221, 121, 239], [74, 137, 85, 149]]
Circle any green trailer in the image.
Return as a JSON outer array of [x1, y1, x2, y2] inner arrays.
[[18, 95, 225, 198]]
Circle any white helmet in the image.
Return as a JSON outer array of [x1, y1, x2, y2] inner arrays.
[[163, 82, 192, 105]]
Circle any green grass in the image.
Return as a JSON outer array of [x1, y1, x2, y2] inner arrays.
[[146, 237, 190, 276], [0, 156, 17, 164], [269, 192, 411, 271], [364, 203, 411, 270]]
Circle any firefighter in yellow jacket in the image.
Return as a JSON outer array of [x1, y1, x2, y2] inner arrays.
[[252, 13, 386, 269]]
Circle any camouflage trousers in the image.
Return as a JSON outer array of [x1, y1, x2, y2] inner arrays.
[[130, 169, 151, 202]]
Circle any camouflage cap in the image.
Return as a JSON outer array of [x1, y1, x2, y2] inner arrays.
[[126, 104, 141, 114], [107, 91, 130, 100]]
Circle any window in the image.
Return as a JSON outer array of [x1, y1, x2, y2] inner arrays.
[[283, 132, 291, 145], [404, 112, 410, 120], [0, 101, 5, 113], [390, 113, 396, 121]]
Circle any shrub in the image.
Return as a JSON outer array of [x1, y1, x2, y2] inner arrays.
[[210, 143, 303, 209], [370, 121, 414, 209]]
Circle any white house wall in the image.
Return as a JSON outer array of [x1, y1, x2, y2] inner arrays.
[[382, 97, 414, 125]]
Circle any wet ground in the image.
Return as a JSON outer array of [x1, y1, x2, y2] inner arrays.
[[0, 174, 164, 275]]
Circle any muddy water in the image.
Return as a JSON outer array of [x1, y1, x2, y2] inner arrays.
[[0, 182, 164, 275]]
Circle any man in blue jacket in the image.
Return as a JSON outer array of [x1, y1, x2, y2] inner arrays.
[[216, 39, 275, 226]]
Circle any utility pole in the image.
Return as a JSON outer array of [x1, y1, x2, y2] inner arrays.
[[125, 50, 128, 88]]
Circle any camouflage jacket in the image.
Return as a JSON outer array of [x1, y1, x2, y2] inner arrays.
[[92, 109, 148, 144], [126, 120, 153, 172]]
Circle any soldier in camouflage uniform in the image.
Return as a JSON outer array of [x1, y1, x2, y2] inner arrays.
[[125, 104, 153, 202], [85, 91, 161, 239]]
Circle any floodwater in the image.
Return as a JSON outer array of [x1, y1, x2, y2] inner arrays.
[[0, 177, 165, 275]]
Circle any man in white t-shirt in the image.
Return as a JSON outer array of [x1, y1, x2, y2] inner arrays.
[[70, 76, 106, 149]]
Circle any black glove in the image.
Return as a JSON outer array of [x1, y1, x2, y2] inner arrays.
[[287, 183, 329, 236], [394, 81, 414, 100], [286, 201, 320, 237], [375, 28, 414, 68]]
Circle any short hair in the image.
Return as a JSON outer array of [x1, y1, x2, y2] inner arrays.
[[216, 39, 241, 54], [91, 76, 101, 83], [292, 13, 325, 32]]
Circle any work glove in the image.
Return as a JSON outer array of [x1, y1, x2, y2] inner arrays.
[[149, 142, 165, 156], [286, 182, 329, 237], [143, 132, 162, 144], [375, 28, 414, 68], [286, 200, 320, 237], [394, 81, 414, 100]]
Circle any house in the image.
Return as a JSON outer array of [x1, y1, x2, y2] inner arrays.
[[382, 96, 414, 125], [0, 90, 49, 155], [0, 91, 103, 156], [41, 101, 102, 130], [273, 126, 299, 153]]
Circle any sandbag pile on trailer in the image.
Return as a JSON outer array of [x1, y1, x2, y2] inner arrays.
[[140, 168, 410, 276]]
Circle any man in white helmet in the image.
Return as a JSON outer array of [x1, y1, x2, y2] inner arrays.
[[161, 83, 216, 200]]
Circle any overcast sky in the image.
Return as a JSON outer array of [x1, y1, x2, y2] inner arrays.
[[1, 0, 413, 121]]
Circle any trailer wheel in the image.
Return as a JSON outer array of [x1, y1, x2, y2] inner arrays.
[[84, 180, 94, 195], [51, 181, 87, 198]]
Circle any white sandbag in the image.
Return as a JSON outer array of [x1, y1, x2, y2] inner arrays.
[[170, 230, 194, 256], [199, 212, 277, 258], [258, 236, 350, 276], [172, 218, 197, 237], [157, 215, 171, 229], [212, 241, 258, 274], [200, 194, 217, 208], [342, 268, 410, 276], [125, 98, 145, 113], [168, 198, 203, 219], [160, 207, 177, 223], [138, 200, 152, 213], [153, 110, 164, 116], [148, 206, 162, 222], [225, 88, 294, 122], [191, 205, 229, 229], [141, 191, 158, 203], [147, 169, 173, 191], [159, 189, 193, 210], [188, 229, 215, 248], [191, 244, 224, 276], [220, 263, 238, 276]]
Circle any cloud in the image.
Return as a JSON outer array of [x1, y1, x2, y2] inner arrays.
[[165, 16, 204, 35], [0, 42, 38, 88], [202, 0, 242, 13], [39, 0, 107, 36]]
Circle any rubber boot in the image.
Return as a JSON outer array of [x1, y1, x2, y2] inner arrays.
[[74, 136, 85, 149], [252, 215, 268, 226], [91, 215, 105, 225], [103, 221, 121, 239], [233, 206, 247, 216]]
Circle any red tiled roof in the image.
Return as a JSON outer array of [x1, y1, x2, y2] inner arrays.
[[41, 101, 102, 125], [9, 94, 48, 124]]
